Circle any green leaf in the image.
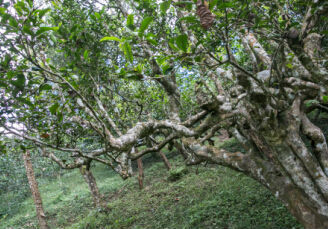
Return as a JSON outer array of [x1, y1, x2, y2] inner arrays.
[[146, 33, 158, 46], [100, 36, 121, 42], [162, 64, 172, 74], [176, 34, 188, 52], [168, 38, 179, 51], [146, 37, 158, 46], [286, 63, 293, 69], [217, 2, 234, 9], [11, 74, 25, 90], [0, 81, 8, 88], [15, 1, 28, 13], [160, 1, 171, 13], [14, 5, 23, 16], [0, 7, 6, 15], [94, 12, 101, 20], [323, 95, 328, 103], [27, 0, 33, 8], [39, 83, 52, 91], [36, 27, 59, 36], [127, 14, 135, 30], [49, 103, 59, 115], [70, 80, 79, 90], [20, 144, 26, 151], [305, 100, 318, 107], [23, 25, 34, 36], [57, 112, 63, 122], [17, 97, 34, 107], [9, 16, 18, 28], [209, 0, 218, 10], [174, 1, 193, 10], [50, 33, 57, 43], [134, 63, 144, 73], [122, 42, 133, 63], [178, 16, 198, 23], [1, 13, 11, 23], [51, 1, 60, 9], [139, 16, 153, 37], [83, 50, 89, 60], [37, 8, 50, 19]]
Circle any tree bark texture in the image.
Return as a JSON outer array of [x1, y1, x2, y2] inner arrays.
[[137, 158, 144, 190], [184, 98, 328, 228], [79, 164, 102, 207], [23, 151, 49, 229], [159, 151, 171, 170]]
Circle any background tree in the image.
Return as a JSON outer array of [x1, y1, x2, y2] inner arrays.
[[0, 136, 61, 217], [1, 0, 328, 228], [22, 150, 49, 229]]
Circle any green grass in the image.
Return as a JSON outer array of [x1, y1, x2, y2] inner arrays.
[[0, 147, 302, 229]]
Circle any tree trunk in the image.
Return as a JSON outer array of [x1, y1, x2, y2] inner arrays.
[[79, 164, 102, 207], [190, 135, 328, 229], [22, 151, 49, 229], [280, 185, 328, 229], [258, 100, 328, 229], [186, 99, 328, 229], [259, 138, 328, 229], [159, 151, 171, 170], [249, 137, 328, 229], [137, 158, 144, 189], [252, 141, 328, 229]]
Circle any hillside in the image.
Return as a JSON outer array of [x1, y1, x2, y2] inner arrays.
[[1, 140, 302, 229]]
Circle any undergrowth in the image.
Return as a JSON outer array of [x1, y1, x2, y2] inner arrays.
[[1, 141, 302, 229]]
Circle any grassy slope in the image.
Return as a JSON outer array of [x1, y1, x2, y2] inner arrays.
[[1, 140, 302, 229]]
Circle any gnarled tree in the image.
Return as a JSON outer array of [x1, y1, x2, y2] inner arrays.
[[1, 0, 328, 228]]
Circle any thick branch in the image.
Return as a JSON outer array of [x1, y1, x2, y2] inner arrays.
[[301, 113, 328, 175], [244, 31, 272, 69], [182, 138, 251, 173]]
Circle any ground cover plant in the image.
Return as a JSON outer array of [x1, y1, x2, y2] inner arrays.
[[1, 149, 302, 229]]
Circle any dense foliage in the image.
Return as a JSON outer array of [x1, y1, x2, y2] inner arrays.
[[1, 0, 328, 228]]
